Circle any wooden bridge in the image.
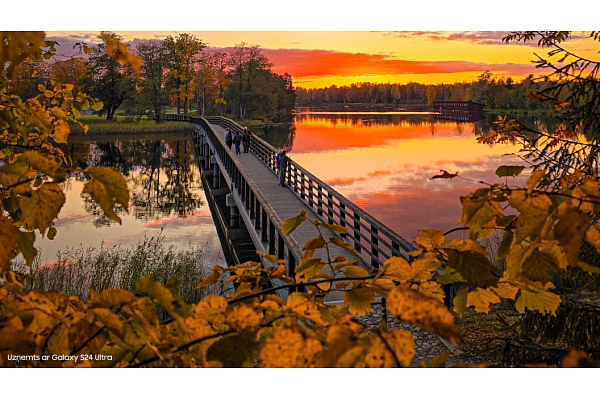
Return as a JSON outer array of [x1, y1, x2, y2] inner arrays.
[[165, 114, 416, 301]]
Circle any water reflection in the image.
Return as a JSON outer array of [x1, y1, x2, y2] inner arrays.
[[258, 110, 561, 242], [36, 135, 224, 265]]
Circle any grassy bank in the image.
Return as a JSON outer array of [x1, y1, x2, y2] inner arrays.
[[12, 235, 229, 321], [69, 116, 193, 135]]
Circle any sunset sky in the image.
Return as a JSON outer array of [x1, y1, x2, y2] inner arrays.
[[5, 0, 587, 90], [41, 30, 599, 89]]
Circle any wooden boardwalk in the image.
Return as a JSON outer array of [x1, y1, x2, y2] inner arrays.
[[208, 122, 370, 303]]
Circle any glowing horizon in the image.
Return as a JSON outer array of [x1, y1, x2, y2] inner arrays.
[[45, 31, 599, 89]]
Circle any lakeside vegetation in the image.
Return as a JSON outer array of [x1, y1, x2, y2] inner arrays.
[[12, 234, 229, 322], [68, 115, 193, 135]]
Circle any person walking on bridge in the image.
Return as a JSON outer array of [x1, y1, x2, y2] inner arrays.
[[225, 129, 233, 150], [278, 150, 288, 187], [242, 127, 251, 153], [233, 130, 242, 154]]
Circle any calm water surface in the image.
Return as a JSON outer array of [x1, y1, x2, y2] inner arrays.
[[36, 110, 553, 264], [260, 109, 545, 242], [34, 135, 225, 265]]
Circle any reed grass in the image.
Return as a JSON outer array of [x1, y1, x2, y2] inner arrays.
[[13, 234, 229, 320]]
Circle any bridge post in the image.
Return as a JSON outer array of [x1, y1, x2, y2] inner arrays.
[[226, 194, 239, 228], [212, 156, 219, 188], [204, 144, 210, 170], [354, 215, 361, 252]]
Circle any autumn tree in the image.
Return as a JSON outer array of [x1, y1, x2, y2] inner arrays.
[[164, 33, 205, 115], [194, 52, 231, 116], [80, 32, 137, 120], [136, 40, 170, 122]]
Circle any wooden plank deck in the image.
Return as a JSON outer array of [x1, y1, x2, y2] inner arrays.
[[209, 123, 371, 303]]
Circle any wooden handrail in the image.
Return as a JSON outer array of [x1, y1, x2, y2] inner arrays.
[[205, 116, 416, 267]]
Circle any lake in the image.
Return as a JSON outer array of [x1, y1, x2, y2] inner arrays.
[[32, 109, 551, 265]]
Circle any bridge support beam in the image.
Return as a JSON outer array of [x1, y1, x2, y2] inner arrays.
[[226, 194, 239, 228], [212, 156, 220, 188]]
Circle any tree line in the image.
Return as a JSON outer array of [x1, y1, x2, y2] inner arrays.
[[296, 72, 551, 112], [4, 33, 296, 123]]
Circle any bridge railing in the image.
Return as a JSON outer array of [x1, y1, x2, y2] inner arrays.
[[205, 116, 416, 268], [163, 113, 192, 122], [192, 116, 304, 278]]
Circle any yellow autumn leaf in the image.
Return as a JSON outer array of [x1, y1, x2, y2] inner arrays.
[[414, 229, 445, 251], [572, 179, 600, 213], [561, 349, 596, 367], [17, 151, 62, 179], [136, 275, 192, 320], [329, 237, 357, 254], [526, 170, 546, 193], [459, 189, 504, 240], [287, 292, 329, 326], [577, 260, 600, 275], [453, 284, 468, 318], [382, 256, 412, 283], [83, 166, 130, 224], [302, 236, 326, 251], [194, 294, 228, 325], [206, 329, 259, 367], [421, 349, 451, 368], [87, 288, 138, 309], [490, 282, 519, 300], [230, 304, 260, 330], [259, 325, 321, 367], [343, 265, 369, 278], [417, 280, 445, 302], [196, 270, 221, 288], [19, 183, 65, 234], [52, 119, 70, 144], [515, 288, 561, 316], [0, 216, 20, 275], [343, 286, 376, 316], [379, 328, 415, 367], [554, 203, 591, 266], [282, 210, 307, 235], [508, 190, 553, 242], [315, 325, 357, 367], [410, 253, 443, 282], [466, 287, 501, 313], [315, 221, 348, 235], [85, 165, 130, 212], [387, 286, 461, 344]]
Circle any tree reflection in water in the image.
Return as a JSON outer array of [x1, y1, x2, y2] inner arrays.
[[66, 135, 203, 227]]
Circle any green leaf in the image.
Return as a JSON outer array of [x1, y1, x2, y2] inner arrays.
[[445, 249, 499, 288], [282, 210, 307, 235], [495, 165, 525, 177]]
